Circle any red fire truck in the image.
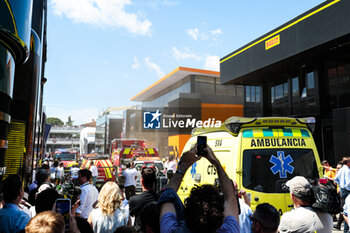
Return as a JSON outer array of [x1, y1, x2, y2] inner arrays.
[[54, 150, 79, 173], [110, 139, 159, 174], [81, 154, 115, 189]]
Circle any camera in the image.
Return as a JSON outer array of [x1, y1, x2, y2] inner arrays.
[[58, 181, 81, 205]]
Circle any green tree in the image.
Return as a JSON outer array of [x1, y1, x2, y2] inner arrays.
[[66, 116, 74, 126], [46, 117, 64, 126]]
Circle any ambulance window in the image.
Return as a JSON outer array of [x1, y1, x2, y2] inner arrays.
[[55, 152, 76, 161], [242, 149, 319, 193]]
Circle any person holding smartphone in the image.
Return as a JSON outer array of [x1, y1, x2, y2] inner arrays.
[[26, 209, 82, 233], [55, 198, 71, 231], [158, 142, 240, 233], [25, 211, 65, 233]]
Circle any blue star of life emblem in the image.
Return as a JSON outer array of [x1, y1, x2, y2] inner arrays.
[[191, 162, 197, 178], [269, 151, 294, 178]]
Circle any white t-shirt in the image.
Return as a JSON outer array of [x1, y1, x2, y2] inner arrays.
[[167, 160, 177, 172], [75, 182, 99, 219], [90, 165, 98, 177], [57, 167, 64, 179], [122, 168, 137, 187], [70, 167, 80, 179], [344, 195, 350, 217], [163, 161, 169, 170], [278, 206, 332, 233]]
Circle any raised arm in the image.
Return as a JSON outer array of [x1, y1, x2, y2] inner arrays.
[[204, 146, 239, 221], [159, 147, 200, 219], [165, 147, 199, 192]]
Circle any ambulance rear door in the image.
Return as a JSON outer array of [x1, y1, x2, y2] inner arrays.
[[240, 127, 320, 215]]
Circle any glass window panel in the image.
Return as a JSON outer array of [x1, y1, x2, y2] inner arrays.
[[327, 67, 337, 108], [306, 72, 315, 97], [256, 86, 261, 104], [292, 77, 299, 98], [195, 75, 216, 84], [301, 88, 307, 98], [237, 86, 243, 97], [275, 84, 283, 100], [283, 82, 289, 97], [143, 82, 190, 107], [194, 81, 215, 94], [307, 72, 315, 89], [246, 86, 251, 102], [337, 64, 350, 107], [216, 84, 236, 96], [251, 86, 256, 103], [271, 87, 275, 103]]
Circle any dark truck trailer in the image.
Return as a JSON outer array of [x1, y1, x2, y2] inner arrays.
[[0, 0, 48, 192]]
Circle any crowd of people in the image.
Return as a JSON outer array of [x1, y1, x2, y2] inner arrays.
[[1, 148, 350, 233], [323, 156, 350, 232]]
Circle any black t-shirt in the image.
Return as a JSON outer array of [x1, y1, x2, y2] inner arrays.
[[129, 191, 158, 232]]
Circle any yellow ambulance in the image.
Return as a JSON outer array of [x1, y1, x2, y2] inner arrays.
[[178, 117, 323, 215]]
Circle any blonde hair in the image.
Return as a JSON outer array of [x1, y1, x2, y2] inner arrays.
[[97, 181, 122, 215], [25, 211, 65, 233]]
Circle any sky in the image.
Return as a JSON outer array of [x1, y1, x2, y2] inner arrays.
[[43, 0, 324, 125]]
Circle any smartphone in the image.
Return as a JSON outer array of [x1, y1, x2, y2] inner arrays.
[[55, 198, 71, 231], [197, 136, 207, 156]]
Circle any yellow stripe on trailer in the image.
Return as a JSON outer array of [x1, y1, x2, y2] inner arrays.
[[106, 160, 113, 179], [97, 160, 108, 179], [99, 160, 112, 179], [104, 160, 112, 179], [124, 148, 131, 154]]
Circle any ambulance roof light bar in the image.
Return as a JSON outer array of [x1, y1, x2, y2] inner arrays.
[[191, 127, 204, 135], [296, 117, 316, 133], [224, 117, 257, 135]]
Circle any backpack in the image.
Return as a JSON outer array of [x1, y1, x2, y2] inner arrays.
[[311, 179, 341, 215]]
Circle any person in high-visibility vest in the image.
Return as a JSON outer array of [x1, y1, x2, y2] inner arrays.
[[322, 160, 336, 182]]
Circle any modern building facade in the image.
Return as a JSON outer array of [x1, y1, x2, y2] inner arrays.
[[220, 0, 350, 165], [130, 67, 244, 157], [46, 126, 82, 152], [95, 107, 131, 155], [80, 121, 96, 155]]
